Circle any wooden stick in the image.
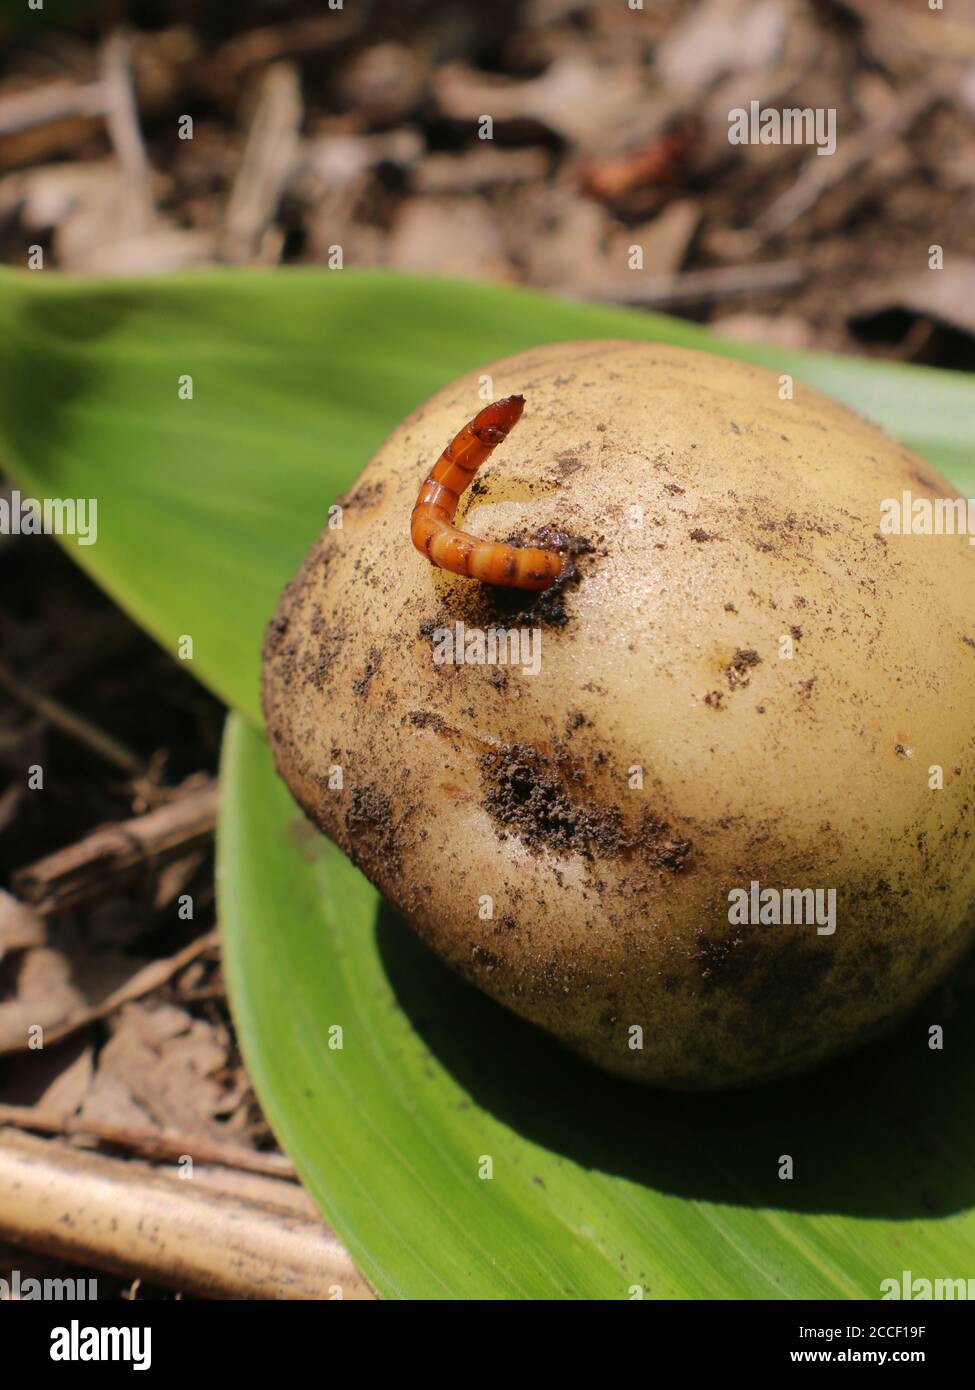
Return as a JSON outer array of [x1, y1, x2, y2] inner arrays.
[[580, 260, 805, 306], [221, 62, 303, 263], [0, 929, 219, 1056], [0, 1128, 373, 1299], [758, 81, 938, 237], [0, 80, 106, 137], [0, 1103, 296, 1180], [12, 779, 219, 913], [100, 30, 155, 234], [218, 12, 362, 76], [0, 890, 45, 959]]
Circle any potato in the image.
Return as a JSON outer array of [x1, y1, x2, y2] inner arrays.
[[262, 340, 975, 1089]]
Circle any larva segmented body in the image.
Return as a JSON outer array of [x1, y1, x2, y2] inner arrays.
[[410, 395, 564, 591]]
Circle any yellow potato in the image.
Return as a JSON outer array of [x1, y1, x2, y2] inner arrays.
[[262, 340, 975, 1089]]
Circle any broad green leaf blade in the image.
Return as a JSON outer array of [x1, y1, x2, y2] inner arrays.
[[3, 268, 974, 1298], [220, 713, 975, 1300], [0, 268, 973, 727]]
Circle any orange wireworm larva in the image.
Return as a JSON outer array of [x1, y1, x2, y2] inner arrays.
[[410, 395, 564, 591]]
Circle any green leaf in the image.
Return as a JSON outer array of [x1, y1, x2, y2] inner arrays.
[[1, 268, 972, 727], [220, 712, 975, 1300], [2, 267, 974, 1298]]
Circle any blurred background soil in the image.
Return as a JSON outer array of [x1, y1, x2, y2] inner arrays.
[[1, 0, 974, 1298], [4, 0, 975, 356]]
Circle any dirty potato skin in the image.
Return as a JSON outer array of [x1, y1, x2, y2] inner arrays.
[[262, 340, 975, 1090]]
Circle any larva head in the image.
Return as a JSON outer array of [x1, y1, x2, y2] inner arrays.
[[471, 393, 524, 444], [262, 340, 975, 1090]]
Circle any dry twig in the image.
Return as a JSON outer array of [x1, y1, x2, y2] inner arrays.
[[0, 1102, 295, 1180], [221, 62, 303, 263], [758, 81, 940, 237], [12, 778, 218, 913], [582, 260, 805, 306], [100, 30, 155, 234], [0, 929, 218, 1056], [0, 80, 106, 137], [0, 1128, 372, 1299]]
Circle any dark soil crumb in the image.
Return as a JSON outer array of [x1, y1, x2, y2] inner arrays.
[[262, 585, 316, 695], [261, 569, 313, 680], [344, 785, 399, 864], [352, 644, 382, 697], [695, 930, 749, 981], [912, 472, 939, 494], [723, 601, 737, 612], [693, 929, 834, 1013], [262, 610, 289, 660], [689, 528, 712, 542], [487, 668, 508, 691], [556, 455, 584, 476], [963, 635, 975, 651], [342, 480, 385, 510], [302, 637, 346, 692], [704, 690, 724, 709], [489, 529, 595, 628], [344, 785, 392, 832], [471, 944, 502, 971], [664, 483, 685, 495], [408, 709, 446, 733], [725, 647, 761, 689], [790, 625, 803, 640], [479, 742, 692, 870]]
